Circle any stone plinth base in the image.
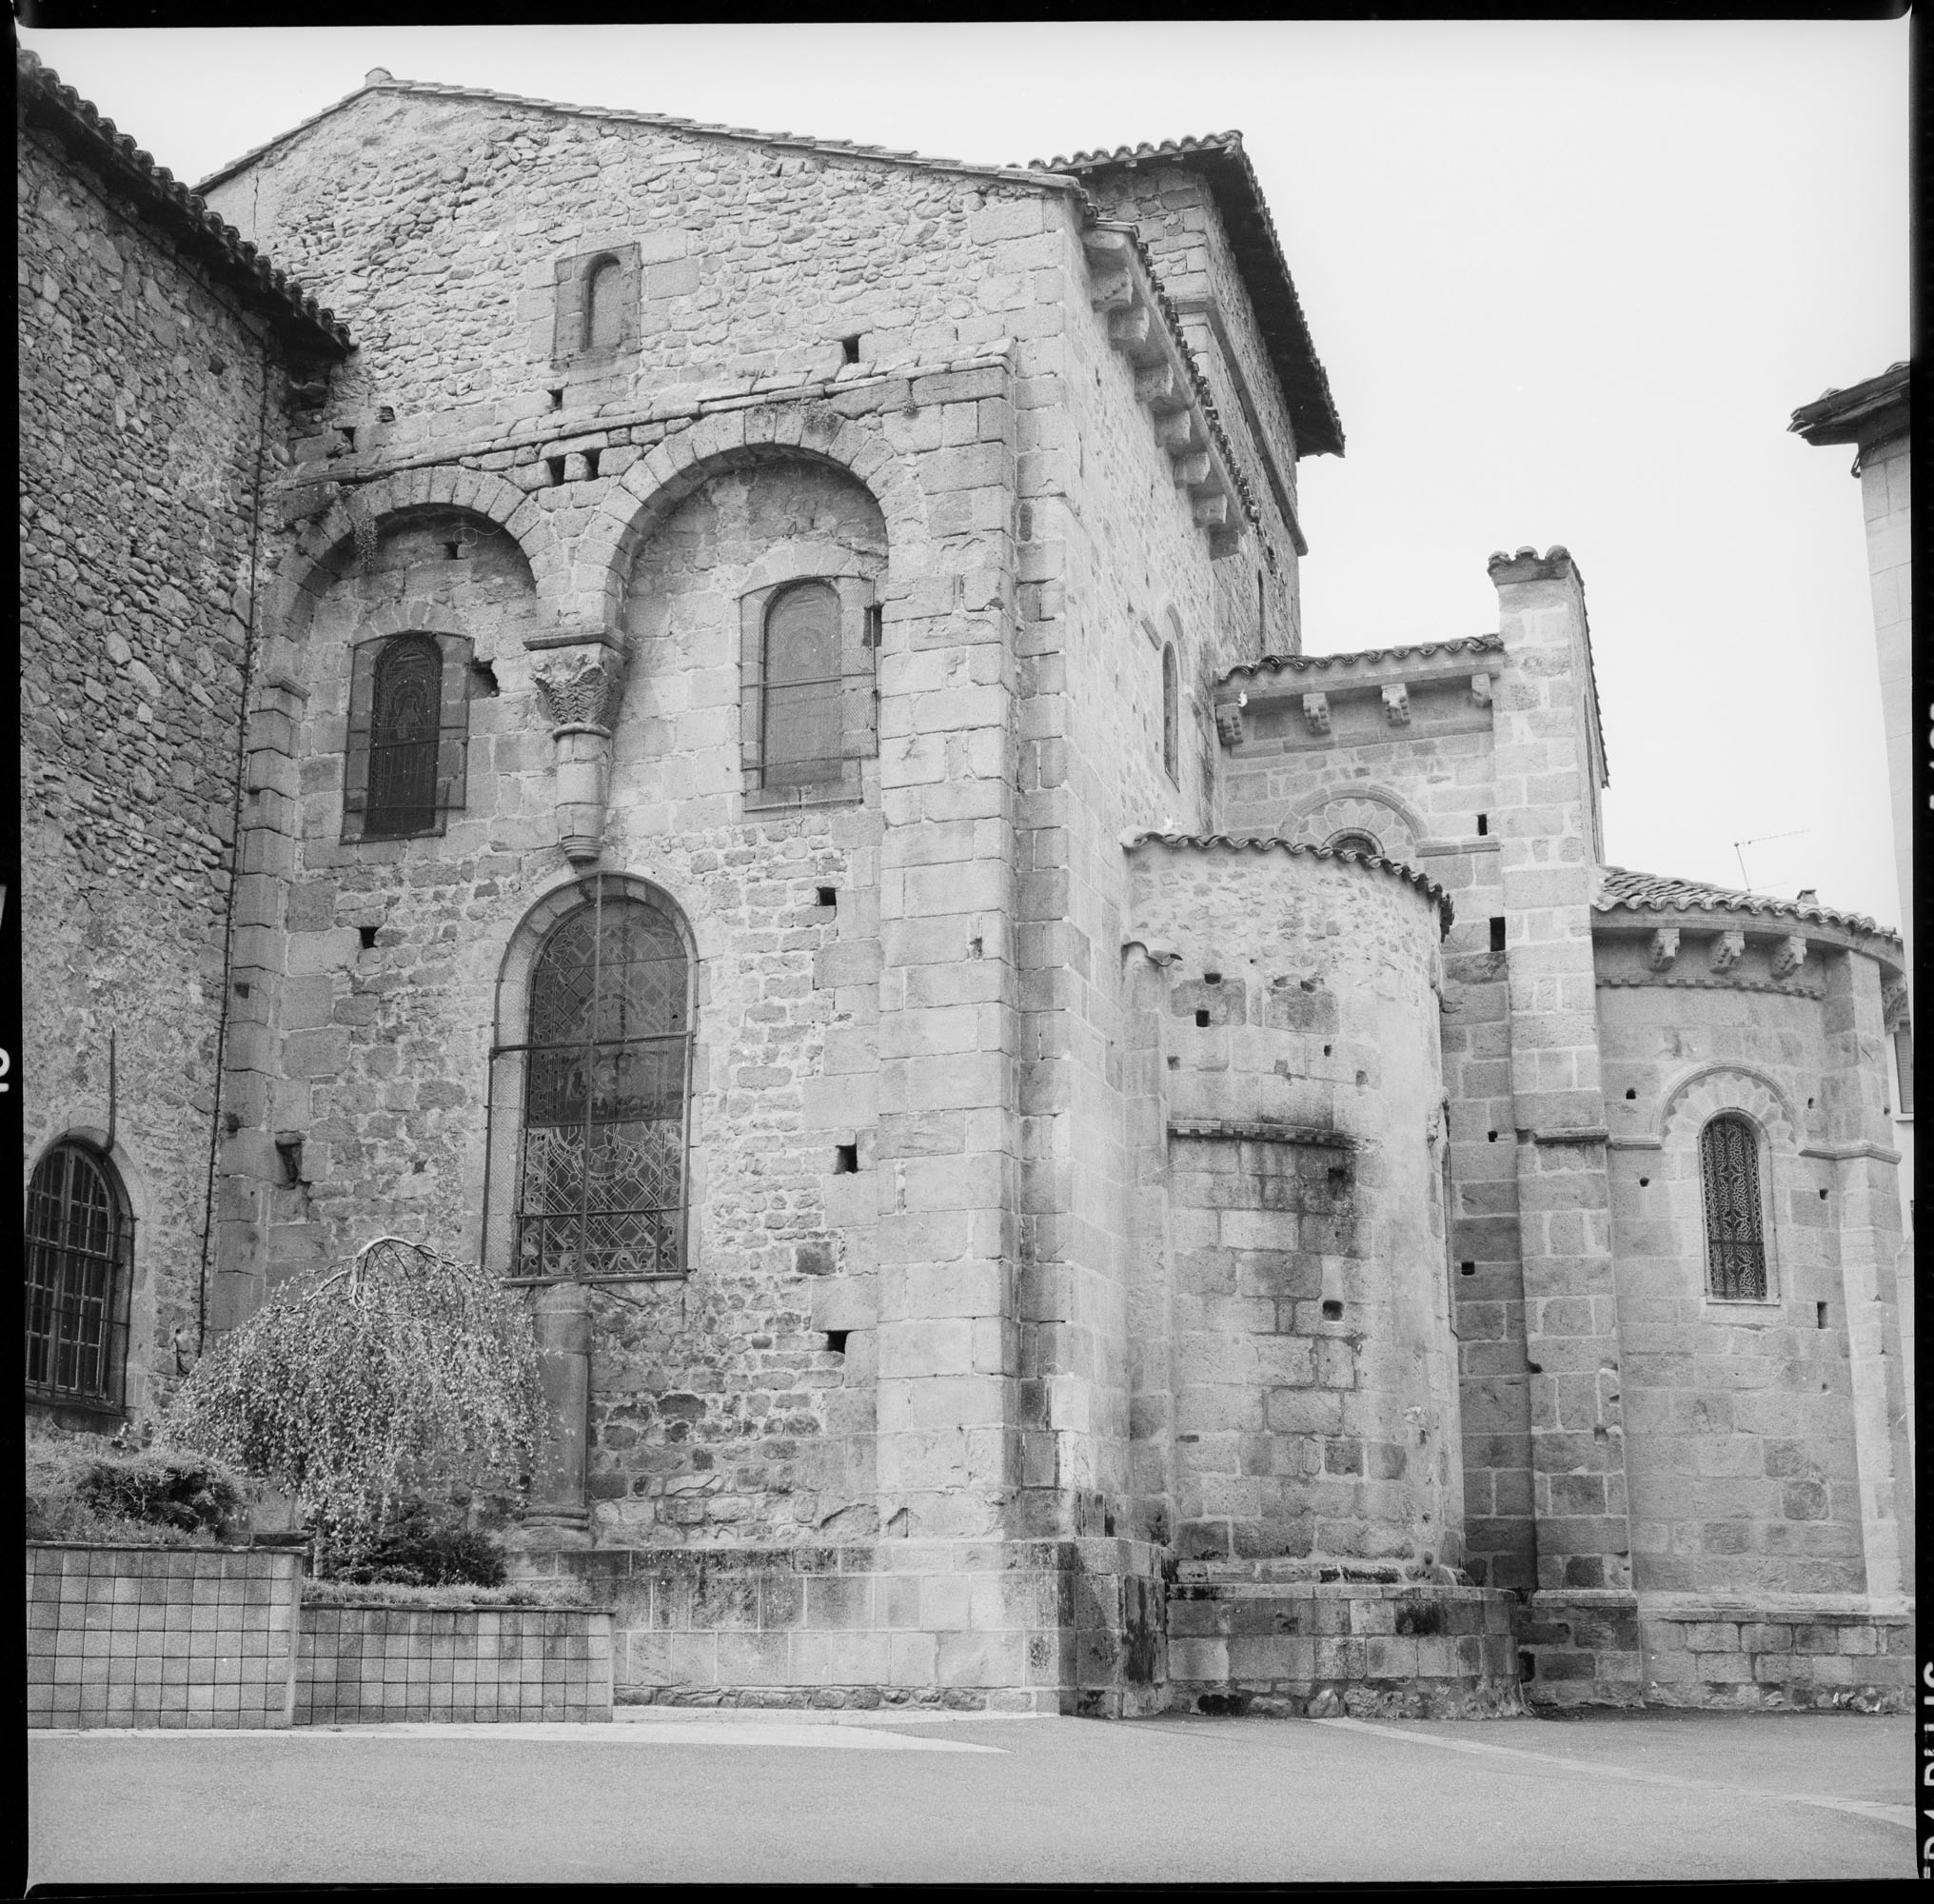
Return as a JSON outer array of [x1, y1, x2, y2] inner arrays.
[[1166, 1564, 1524, 1718], [517, 1537, 1169, 1716], [1521, 1590, 1644, 1710], [1637, 1597, 1913, 1714]]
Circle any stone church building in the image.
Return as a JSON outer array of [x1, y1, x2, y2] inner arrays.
[[20, 50, 1914, 1716]]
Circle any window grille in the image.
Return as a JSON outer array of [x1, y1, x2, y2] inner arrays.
[[1893, 1022, 1914, 1117], [1700, 1113, 1767, 1300], [1161, 643, 1180, 785], [503, 881, 692, 1284], [25, 1142, 132, 1410], [343, 632, 472, 843]]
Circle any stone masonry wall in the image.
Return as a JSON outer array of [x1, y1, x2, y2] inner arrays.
[[1125, 841, 1460, 1569], [1596, 962, 1871, 1596], [20, 118, 292, 1428]]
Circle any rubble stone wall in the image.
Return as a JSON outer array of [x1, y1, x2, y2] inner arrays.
[[19, 116, 292, 1428]]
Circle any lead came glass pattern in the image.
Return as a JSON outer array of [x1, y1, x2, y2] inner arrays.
[[1700, 1113, 1767, 1300], [365, 635, 442, 838], [512, 888, 691, 1281], [25, 1143, 128, 1407], [762, 580, 844, 794]]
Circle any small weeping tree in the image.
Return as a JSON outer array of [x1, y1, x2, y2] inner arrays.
[[161, 1237, 544, 1575]]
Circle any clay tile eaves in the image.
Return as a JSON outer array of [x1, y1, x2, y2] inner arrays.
[[1221, 633, 1504, 685], [194, 70, 1089, 200], [1593, 866, 1893, 942], [18, 49, 351, 358], [1786, 360, 1910, 448], [1124, 830, 1453, 931], [1028, 131, 1344, 460]]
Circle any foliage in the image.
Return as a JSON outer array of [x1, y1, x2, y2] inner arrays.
[[25, 1433, 248, 1547], [301, 1577, 592, 1612], [160, 1237, 543, 1574], [338, 1497, 507, 1588]]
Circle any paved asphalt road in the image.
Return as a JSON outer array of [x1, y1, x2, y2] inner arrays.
[[28, 1707, 1913, 1886]]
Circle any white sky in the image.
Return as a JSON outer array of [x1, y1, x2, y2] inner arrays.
[[19, 22, 1911, 929]]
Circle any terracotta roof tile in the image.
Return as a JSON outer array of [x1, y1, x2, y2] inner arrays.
[[1223, 634, 1503, 684], [18, 49, 351, 358], [1594, 866, 1893, 941], [1787, 361, 1909, 446]]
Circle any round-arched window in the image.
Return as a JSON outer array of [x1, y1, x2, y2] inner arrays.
[[1699, 1112, 1768, 1300], [1326, 831, 1380, 858], [25, 1140, 132, 1410]]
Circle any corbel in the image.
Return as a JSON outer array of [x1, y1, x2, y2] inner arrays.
[[1709, 930, 1746, 973], [1647, 928, 1679, 972], [1381, 683, 1411, 726], [1470, 672, 1492, 707], [1769, 935, 1807, 981], [1214, 695, 1247, 748], [1302, 692, 1331, 736]]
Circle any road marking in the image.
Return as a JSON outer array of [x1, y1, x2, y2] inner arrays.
[[31, 1720, 1003, 1754], [1312, 1717, 1912, 1832]]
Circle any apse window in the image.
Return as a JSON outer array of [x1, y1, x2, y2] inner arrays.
[[343, 632, 473, 843], [740, 576, 880, 809], [1699, 1112, 1769, 1301]]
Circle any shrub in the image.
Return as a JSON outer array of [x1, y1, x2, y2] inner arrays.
[[301, 1578, 593, 1612], [25, 1435, 248, 1547], [340, 1498, 507, 1588], [160, 1237, 543, 1574]]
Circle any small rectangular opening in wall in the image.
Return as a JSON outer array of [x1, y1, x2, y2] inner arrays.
[[1459, 1261, 1476, 1277], [584, 448, 601, 479], [834, 1143, 858, 1175], [548, 388, 564, 410], [274, 1138, 305, 1187], [1476, 813, 1489, 836], [1194, 1009, 1211, 1028], [1489, 917, 1507, 952], [824, 1330, 849, 1355], [1204, 971, 1222, 984], [1487, 1131, 1499, 1143], [1816, 1302, 1828, 1329], [817, 886, 838, 909], [840, 335, 861, 365], [359, 925, 379, 950], [546, 456, 566, 486], [862, 605, 883, 649], [233, 982, 251, 1000], [1321, 1300, 1343, 1321], [444, 541, 463, 560]]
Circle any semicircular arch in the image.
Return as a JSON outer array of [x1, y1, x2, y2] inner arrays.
[[1281, 784, 1427, 861], [1657, 1061, 1799, 1150]]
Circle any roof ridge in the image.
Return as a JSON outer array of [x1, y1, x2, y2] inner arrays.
[[18, 48, 351, 356], [1223, 634, 1503, 682], [197, 69, 1083, 199]]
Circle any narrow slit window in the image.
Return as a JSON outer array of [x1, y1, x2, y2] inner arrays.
[[1161, 642, 1180, 785], [1489, 917, 1508, 953], [1700, 1112, 1767, 1300]]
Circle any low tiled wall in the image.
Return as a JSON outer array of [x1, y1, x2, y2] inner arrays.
[[27, 1542, 301, 1730], [525, 1539, 1169, 1716], [297, 1606, 614, 1723], [1638, 1599, 1913, 1714], [1166, 1568, 1524, 1718]]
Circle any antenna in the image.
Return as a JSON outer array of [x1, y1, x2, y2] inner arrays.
[[1731, 827, 1810, 893]]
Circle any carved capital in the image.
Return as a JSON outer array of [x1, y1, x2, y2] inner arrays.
[[1882, 980, 1910, 1026], [1381, 682, 1411, 725], [1214, 699, 1246, 747], [1709, 930, 1746, 973], [531, 642, 626, 733], [1302, 692, 1331, 736], [1648, 928, 1680, 971], [1769, 934, 1807, 981]]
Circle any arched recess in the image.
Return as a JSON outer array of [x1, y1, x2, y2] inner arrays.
[[271, 467, 556, 641], [1656, 1061, 1799, 1151], [1281, 784, 1426, 864], [483, 871, 709, 1286], [572, 407, 925, 639]]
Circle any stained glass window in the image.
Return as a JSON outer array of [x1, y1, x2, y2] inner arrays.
[[365, 635, 442, 838], [510, 886, 691, 1283], [1700, 1113, 1767, 1300], [762, 580, 845, 795], [25, 1142, 130, 1409]]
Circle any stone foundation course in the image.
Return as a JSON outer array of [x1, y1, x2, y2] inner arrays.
[[1165, 1565, 1524, 1718]]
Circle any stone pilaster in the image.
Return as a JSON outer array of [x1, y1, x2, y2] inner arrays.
[[523, 1281, 592, 1539], [1489, 546, 1630, 1592], [1819, 948, 1913, 1599]]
